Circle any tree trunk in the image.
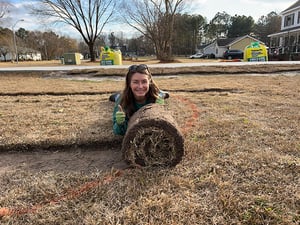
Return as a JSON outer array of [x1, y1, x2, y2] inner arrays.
[[156, 42, 174, 62], [88, 42, 96, 62]]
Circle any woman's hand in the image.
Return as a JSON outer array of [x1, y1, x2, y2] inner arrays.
[[155, 98, 164, 104], [116, 105, 126, 124]]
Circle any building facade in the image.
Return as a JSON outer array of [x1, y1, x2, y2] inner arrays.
[[0, 47, 42, 62], [202, 35, 264, 58], [268, 0, 300, 60]]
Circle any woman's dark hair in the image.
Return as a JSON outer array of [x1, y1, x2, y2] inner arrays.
[[120, 64, 160, 117]]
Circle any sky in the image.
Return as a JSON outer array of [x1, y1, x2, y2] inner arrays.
[[188, 0, 295, 21], [1, 0, 296, 40]]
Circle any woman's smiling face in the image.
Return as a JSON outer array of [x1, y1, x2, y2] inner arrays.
[[130, 72, 150, 103]]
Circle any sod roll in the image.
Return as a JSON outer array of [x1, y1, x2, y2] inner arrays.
[[122, 104, 184, 167]]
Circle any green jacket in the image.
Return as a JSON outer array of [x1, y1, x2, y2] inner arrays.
[[112, 96, 164, 135]]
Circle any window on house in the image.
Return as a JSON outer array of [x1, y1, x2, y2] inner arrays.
[[284, 13, 295, 27], [298, 12, 300, 24]]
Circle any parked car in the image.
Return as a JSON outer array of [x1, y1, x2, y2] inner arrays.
[[207, 53, 216, 59], [189, 53, 205, 59], [223, 49, 244, 59]]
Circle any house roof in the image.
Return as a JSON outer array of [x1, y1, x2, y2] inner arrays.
[[217, 37, 238, 47], [268, 26, 300, 37], [281, 0, 300, 14], [198, 43, 211, 49], [216, 35, 263, 47], [200, 35, 265, 52], [281, 24, 300, 32]]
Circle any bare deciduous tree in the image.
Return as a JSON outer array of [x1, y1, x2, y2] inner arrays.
[[31, 0, 116, 61], [0, 1, 10, 19], [20, 29, 79, 60], [120, 0, 186, 62], [0, 27, 13, 61]]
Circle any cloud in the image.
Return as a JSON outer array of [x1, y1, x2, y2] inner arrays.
[[2, 1, 136, 39], [3, 0, 297, 39], [188, 0, 295, 21], [1, 1, 81, 38]]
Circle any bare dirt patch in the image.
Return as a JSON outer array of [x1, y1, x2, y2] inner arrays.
[[0, 64, 299, 224]]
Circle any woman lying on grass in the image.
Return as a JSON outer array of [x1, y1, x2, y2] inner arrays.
[[112, 64, 168, 135]]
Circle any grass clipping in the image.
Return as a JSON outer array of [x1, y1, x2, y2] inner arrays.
[[122, 104, 184, 167]]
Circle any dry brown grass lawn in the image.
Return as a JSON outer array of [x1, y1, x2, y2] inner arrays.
[[0, 66, 299, 224], [0, 57, 212, 67]]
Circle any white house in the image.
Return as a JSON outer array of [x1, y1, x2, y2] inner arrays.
[[0, 47, 42, 61], [19, 48, 42, 61], [201, 35, 265, 58], [0, 52, 13, 62], [268, 0, 300, 60]]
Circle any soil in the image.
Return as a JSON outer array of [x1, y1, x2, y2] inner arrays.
[[0, 147, 127, 175]]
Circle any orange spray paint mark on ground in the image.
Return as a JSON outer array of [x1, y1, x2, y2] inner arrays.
[[0, 96, 199, 218], [0, 170, 123, 217], [175, 95, 200, 135]]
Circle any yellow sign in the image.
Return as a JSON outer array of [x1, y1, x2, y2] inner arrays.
[[100, 46, 122, 65], [244, 42, 268, 62]]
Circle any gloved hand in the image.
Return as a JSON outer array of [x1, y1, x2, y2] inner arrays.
[[116, 105, 126, 124], [155, 97, 164, 104]]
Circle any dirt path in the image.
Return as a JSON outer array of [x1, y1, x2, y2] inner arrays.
[[0, 147, 128, 174]]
